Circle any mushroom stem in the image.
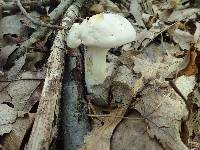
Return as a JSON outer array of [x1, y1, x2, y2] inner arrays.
[[85, 47, 108, 90]]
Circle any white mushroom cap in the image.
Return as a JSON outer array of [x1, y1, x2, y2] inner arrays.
[[67, 13, 136, 48], [66, 23, 81, 48], [66, 13, 136, 94]]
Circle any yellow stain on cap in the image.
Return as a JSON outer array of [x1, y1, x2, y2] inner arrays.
[[88, 13, 104, 24]]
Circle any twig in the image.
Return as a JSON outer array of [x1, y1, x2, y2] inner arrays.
[[26, 0, 86, 149], [140, 11, 200, 51], [7, 0, 74, 80], [88, 114, 144, 120], [16, 0, 64, 29], [140, 21, 179, 51], [2, 0, 59, 11]]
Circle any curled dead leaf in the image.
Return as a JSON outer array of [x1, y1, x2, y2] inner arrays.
[[81, 107, 127, 150], [177, 46, 198, 76]]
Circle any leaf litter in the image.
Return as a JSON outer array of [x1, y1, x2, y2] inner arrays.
[[1, 0, 200, 150], [0, 1, 47, 149], [81, 1, 200, 150]]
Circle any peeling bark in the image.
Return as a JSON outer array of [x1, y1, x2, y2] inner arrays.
[[26, 0, 85, 149]]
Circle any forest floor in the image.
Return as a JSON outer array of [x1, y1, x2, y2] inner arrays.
[[1, 0, 200, 150]]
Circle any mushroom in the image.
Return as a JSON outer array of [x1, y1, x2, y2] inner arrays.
[[67, 13, 136, 93]]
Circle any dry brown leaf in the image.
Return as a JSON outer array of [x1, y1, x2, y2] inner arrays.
[[167, 21, 185, 37], [19, 69, 46, 80], [100, 0, 121, 13], [134, 28, 154, 50], [181, 121, 189, 145], [167, 8, 199, 22], [0, 15, 23, 43], [134, 43, 178, 81], [90, 4, 105, 14], [81, 107, 127, 150], [193, 22, 200, 43], [177, 50, 198, 76], [24, 52, 46, 71], [0, 90, 11, 104], [1, 114, 35, 150], [133, 55, 161, 80], [184, 82, 200, 140], [134, 19, 168, 50], [112, 111, 163, 150], [160, 0, 176, 10], [135, 83, 188, 150], [8, 80, 40, 111], [0, 80, 41, 111], [0, 81, 9, 91], [142, 13, 158, 29], [24, 83, 43, 112], [175, 75, 196, 99], [90, 0, 121, 14], [161, 0, 191, 10], [173, 29, 194, 50], [130, 0, 145, 27], [133, 42, 185, 83], [0, 44, 18, 72], [130, 42, 193, 149], [0, 104, 18, 135], [159, 9, 173, 22], [6, 55, 26, 80]]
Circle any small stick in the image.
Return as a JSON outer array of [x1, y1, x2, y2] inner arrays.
[[140, 11, 200, 51], [7, 0, 74, 79], [2, 0, 59, 11], [88, 114, 144, 120], [16, 0, 64, 29]]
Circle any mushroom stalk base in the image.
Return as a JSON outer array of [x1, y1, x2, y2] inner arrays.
[[85, 47, 108, 91]]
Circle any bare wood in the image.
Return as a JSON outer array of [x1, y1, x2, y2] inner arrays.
[[26, 0, 86, 149]]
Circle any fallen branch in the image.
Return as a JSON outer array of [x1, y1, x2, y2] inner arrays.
[[61, 41, 90, 149], [26, 0, 86, 149]]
